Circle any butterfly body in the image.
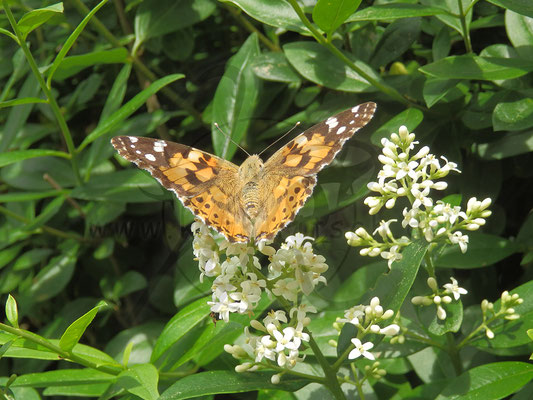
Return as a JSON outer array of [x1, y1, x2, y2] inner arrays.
[[112, 102, 376, 243]]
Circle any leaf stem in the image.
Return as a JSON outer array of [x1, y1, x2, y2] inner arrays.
[[457, 0, 472, 53]]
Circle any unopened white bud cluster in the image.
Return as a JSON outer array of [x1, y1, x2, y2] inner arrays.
[[480, 291, 522, 339], [346, 126, 492, 266], [411, 277, 468, 320], [332, 297, 400, 363]]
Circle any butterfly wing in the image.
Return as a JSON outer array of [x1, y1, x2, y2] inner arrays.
[[254, 102, 377, 242], [111, 136, 253, 242]]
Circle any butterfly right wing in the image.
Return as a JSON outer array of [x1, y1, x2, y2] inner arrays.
[[111, 136, 252, 242]]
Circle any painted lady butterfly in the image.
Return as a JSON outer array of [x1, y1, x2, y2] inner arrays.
[[111, 102, 376, 242]]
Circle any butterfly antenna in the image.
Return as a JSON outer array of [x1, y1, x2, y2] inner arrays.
[[258, 121, 301, 157], [214, 123, 251, 157]]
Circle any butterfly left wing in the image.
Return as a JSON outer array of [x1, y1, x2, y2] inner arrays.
[[111, 136, 253, 242], [254, 102, 377, 242]]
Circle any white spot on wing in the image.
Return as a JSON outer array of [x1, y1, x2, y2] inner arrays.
[[129, 137, 138, 143], [145, 154, 156, 161], [326, 117, 338, 129], [153, 140, 167, 152], [336, 126, 346, 135], [349, 120, 355, 124], [351, 105, 360, 113], [136, 150, 141, 154]]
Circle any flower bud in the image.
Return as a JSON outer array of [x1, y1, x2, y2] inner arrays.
[[427, 277, 438, 291], [485, 328, 494, 339], [271, 374, 281, 384], [437, 305, 446, 320], [380, 324, 400, 336]]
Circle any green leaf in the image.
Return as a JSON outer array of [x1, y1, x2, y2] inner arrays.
[[25, 241, 79, 302], [59, 301, 108, 352], [13, 248, 53, 271], [0, 149, 69, 168], [71, 169, 171, 202], [435, 362, 533, 400], [78, 73, 184, 151], [370, 17, 421, 68], [12, 369, 115, 387], [24, 195, 66, 231], [50, 48, 128, 81], [489, 0, 533, 19], [159, 371, 307, 399], [333, 261, 389, 305], [419, 54, 533, 80], [427, 299, 463, 335], [134, 0, 215, 53], [212, 33, 260, 160], [435, 232, 519, 269], [347, 4, 447, 21], [224, 0, 307, 33], [17, 2, 63, 39], [0, 97, 47, 109], [117, 364, 159, 400], [313, 0, 362, 36], [364, 240, 429, 314], [477, 130, 533, 160], [251, 53, 301, 84], [423, 78, 462, 107], [0, 74, 41, 152], [493, 98, 533, 131], [46, 0, 109, 84], [0, 244, 23, 270], [151, 297, 211, 362], [6, 294, 19, 328], [101, 271, 147, 300], [283, 41, 378, 92]]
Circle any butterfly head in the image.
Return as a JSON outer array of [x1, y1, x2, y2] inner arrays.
[[239, 154, 264, 181]]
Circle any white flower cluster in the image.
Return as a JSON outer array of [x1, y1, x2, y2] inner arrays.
[[225, 306, 314, 383], [193, 223, 329, 322], [480, 291, 522, 339], [192, 222, 330, 378], [268, 234, 328, 299], [333, 297, 400, 361], [192, 221, 267, 322], [412, 277, 468, 320], [346, 126, 492, 266]]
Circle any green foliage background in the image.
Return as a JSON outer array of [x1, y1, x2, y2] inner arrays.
[[0, 0, 532, 399]]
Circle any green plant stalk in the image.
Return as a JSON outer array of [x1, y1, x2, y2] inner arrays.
[[308, 335, 346, 400], [0, 322, 123, 376], [445, 332, 463, 375], [287, 0, 415, 108], [457, 0, 473, 53], [2, 1, 82, 184]]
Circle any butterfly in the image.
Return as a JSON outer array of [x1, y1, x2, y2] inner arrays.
[[111, 102, 376, 243]]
